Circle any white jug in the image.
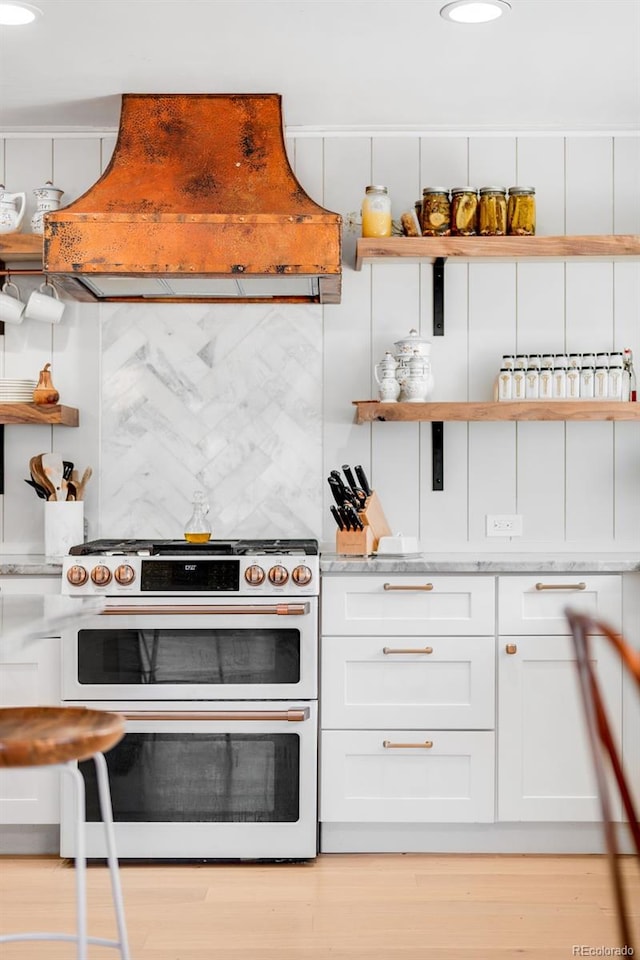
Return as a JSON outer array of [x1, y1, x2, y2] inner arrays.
[[31, 181, 64, 235], [0, 186, 26, 234]]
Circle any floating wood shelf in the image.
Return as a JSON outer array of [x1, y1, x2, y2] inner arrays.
[[353, 400, 640, 424], [0, 233, 43, 264], [0, 403, 79, 426], [355, 235, 640, 270]]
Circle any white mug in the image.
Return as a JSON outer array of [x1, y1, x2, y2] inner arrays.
[[0, 280, 26, 325], [25, 280, 65, 325]]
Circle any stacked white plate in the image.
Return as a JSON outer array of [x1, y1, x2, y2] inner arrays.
[[0, 379, 38, 402]]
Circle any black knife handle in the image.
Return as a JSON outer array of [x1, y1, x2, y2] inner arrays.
[[344, 504, 364, 531], [342, 465, 358, 493], [328, 477, 345, 507], [339, 506, 352, 530], [354, 465, 372, 497], [330, 505, 345, 530]]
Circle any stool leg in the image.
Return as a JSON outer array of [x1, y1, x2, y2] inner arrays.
[[63, 762, 88, 960], [93, 751, 130, 960]]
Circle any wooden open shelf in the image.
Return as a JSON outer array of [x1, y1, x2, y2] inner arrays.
[[353, 400, 640, 424], [0, 403, 79, 426], [0, 233, 43, 264], [355, 235, 640, 270]]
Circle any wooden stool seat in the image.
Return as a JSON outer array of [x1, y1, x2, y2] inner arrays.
[[0, 706, 125, 768]]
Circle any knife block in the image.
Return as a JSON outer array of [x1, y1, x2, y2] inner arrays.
[[335, 490, 392, 556]]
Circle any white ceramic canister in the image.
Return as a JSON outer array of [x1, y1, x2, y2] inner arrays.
[[44, 501, 84, 558], [393, 328, 432, 360], [497, 368, 513, 401], [31, 181, 64, 235]]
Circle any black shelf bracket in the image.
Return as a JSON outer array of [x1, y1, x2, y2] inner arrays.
[[433, 257, 446, 336], [432, 421, 444, 491]]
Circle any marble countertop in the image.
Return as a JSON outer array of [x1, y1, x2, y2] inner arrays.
[[0, 555, 62, 576], [320, 552, 640, 574]]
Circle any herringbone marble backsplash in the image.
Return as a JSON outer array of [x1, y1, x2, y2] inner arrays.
[[101, 303, 322, 540]]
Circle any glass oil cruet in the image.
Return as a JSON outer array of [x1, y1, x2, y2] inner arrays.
[[184, 490, 211, 543]]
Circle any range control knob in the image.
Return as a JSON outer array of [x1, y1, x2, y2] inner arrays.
[[245, 564, 266, 585], [90, 564, 112, 586], [66, 564, 88, 587], [114, 564, 136, 586], [292, 564, 313, 587], [268, 564, 289, 586]]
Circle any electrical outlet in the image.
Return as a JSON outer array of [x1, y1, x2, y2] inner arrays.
[[486, 514, 523, 537]]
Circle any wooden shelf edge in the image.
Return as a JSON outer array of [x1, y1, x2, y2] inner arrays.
[[355, 235, 640, 269], [0, 233, 44, 264], [353, 400, 640, 424], [0, 403, 79, 426]]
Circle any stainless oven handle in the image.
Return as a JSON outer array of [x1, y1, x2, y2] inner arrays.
[[122, 709, 311, 722], [100, 602, 310, 616]]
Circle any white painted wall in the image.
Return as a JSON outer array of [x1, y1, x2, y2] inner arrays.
[[1, 128, 639, 553]]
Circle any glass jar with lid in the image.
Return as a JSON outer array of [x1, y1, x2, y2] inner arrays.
[[478, 187, 507, 236], [361, 185, 392, 238], [507, 186, 536, 236], [450, 187, 478, 236], [421, 187, 451, 236]]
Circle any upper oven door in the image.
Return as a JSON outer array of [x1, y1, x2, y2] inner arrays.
[[62, 597, 317, 701]]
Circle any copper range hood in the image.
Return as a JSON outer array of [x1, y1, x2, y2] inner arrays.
[[44, 94, 342, 304]]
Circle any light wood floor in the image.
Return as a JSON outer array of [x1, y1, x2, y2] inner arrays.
[[0, 853, 638, 959]]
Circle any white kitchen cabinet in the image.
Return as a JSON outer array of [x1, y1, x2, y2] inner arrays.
[[497, 575, 623, 822], [321, 634, 495, 730], [321, 729, 494, 823], [498, 574, 622, 635], [0, 576, 62, 825], [320, 574, 496, 842], [321, 575, 495, 637]]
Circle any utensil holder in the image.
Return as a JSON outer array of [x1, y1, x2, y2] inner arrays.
[[335, 490, 392, 556], [44, 501, 84, 558]]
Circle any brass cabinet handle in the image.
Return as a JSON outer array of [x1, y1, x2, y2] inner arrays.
[[534, 582, 586, 591], [383, 740, 434, 749], [383, 646, 434, 655], [505, 643, 518, 654], [383, 582, 434, 591]]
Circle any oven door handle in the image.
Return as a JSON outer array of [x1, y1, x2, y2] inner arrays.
[[100, 602, 310, 616], [121, 709, 311, 722]]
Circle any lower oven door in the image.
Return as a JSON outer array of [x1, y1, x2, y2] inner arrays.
[[61, 597, 317, 700], [60, 701, 318, 860]]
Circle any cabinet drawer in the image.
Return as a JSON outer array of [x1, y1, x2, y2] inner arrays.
[[320, 730, 494, 823], [498, 575, 621, 635], [321, 636, 495, 729], [322, 576, 495, 636]]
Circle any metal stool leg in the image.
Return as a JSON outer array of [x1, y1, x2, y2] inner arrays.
[[94, 751, 130, 959], [0, 759, 129, 957]]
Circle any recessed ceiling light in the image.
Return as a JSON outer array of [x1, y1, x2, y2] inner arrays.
[[440, 0, 511, 23], [0, 1, 42, 25]]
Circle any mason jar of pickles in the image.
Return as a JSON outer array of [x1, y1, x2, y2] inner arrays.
[[421, 187, 451, 236], [478, 186, 507, 236], [507, 186, 536, 235], [450, 187, 478, 236]]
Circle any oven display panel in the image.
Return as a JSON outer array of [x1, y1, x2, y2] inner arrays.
[[140, 559, 240, 592]]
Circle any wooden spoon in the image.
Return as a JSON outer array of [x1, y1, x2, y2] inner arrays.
[[75, 466, 93, 501], [29, 454, 56, 500], [41, 453, 65, 502]]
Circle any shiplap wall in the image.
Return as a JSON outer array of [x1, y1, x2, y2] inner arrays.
[[1, 130, 638, 552]]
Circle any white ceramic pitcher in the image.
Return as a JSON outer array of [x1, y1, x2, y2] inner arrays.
[[0, 186, 26, 234]]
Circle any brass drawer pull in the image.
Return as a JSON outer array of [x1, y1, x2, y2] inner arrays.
[[383, 582, 434, 592], [505, 643, 518, 654], [383, 646, 434, 655], [534, 582, 586, 591], [383, 740, 434, 749]]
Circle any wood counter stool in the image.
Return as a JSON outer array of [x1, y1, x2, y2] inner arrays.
[[0, 706, 130, 959]]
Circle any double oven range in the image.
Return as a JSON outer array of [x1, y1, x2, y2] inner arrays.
[[60, 538, 319, 860]]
